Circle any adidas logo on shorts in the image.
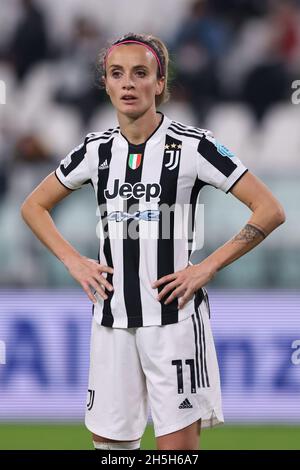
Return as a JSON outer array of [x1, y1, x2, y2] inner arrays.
[[178, 398, 193, 409], [99, 159, 109, 170]]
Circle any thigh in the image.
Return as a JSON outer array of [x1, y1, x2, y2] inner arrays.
[[156, 420, 201, 450], [137, 306, 224, 439], [85, 319, 148, 441]]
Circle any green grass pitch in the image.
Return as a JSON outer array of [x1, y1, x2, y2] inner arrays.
[[0, 424, 299, 450]]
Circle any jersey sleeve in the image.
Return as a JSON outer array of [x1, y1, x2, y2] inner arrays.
[[55, 138, 91, 190], [196, 131, 248, 193]]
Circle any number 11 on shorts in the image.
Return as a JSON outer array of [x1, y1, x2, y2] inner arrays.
[[172, 359, 196, 394]]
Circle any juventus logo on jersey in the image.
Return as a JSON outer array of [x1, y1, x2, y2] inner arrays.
[[164, 143, 182, 170], [87, 389, 95, 410]]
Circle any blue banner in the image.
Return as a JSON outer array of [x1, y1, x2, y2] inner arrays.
[[0, 290, 299, 422]]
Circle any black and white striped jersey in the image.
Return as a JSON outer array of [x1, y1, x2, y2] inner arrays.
[[55, 112, 248, 328]]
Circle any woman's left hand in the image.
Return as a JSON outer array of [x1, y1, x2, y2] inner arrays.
[[152, 261, 216, 309]]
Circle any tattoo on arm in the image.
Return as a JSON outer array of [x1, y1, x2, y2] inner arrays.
[[232, 224, 266, 243]]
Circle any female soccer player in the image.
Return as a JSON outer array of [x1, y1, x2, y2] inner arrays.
[[21, 33, 285, 450]]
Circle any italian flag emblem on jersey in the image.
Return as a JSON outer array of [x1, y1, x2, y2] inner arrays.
[[128, 153, 142, 169]]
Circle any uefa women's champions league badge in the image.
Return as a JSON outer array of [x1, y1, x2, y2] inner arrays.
[[214, 141, 235, 158], [61, 143, 85, 171]]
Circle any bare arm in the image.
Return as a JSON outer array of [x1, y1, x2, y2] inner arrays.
[[153, 171, 286, 308], [21, 172, 113, 302]]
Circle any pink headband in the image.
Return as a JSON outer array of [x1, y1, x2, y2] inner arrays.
[[105, 40, 163, 76]]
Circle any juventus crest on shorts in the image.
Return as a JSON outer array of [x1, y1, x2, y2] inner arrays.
[[56, 113, 247, 328]]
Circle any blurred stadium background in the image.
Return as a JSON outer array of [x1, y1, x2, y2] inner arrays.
[[0, 0, 300, 450]]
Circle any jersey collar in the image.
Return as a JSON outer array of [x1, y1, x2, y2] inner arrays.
[[118, 112, 171, 147]]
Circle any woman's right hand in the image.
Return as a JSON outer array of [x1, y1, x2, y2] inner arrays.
[[65, 255, 114, 303]]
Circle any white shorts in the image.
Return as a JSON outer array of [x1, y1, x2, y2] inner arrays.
[[85, 296, 224, 440]]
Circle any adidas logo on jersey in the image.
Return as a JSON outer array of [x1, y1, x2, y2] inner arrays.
[[179, 398, 193, 409], [99, 159, 109, 170]]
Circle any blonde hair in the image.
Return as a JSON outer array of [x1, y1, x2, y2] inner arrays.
[[97, 32, 171, 107]]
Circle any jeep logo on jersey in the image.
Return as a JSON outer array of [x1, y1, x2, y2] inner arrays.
[[104, 180, 161, 202]]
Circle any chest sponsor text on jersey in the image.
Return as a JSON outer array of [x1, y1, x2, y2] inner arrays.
[[104, 179, 161, 202]]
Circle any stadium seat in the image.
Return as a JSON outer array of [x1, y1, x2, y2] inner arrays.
[[205, 104, 256, 170], [54, 186, 98, 254], [20, 62, 62, 106], [88, 104, 118, 134], [161, 100, 199, 126], [47, 186, 99, 285], [258, 103, 300, 175], [32, 103, 84, 158], [0, 199, 47, 285], [0, 62, 17, 102], [198, 184, 251, 246], [7, 62, 66, 136]]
